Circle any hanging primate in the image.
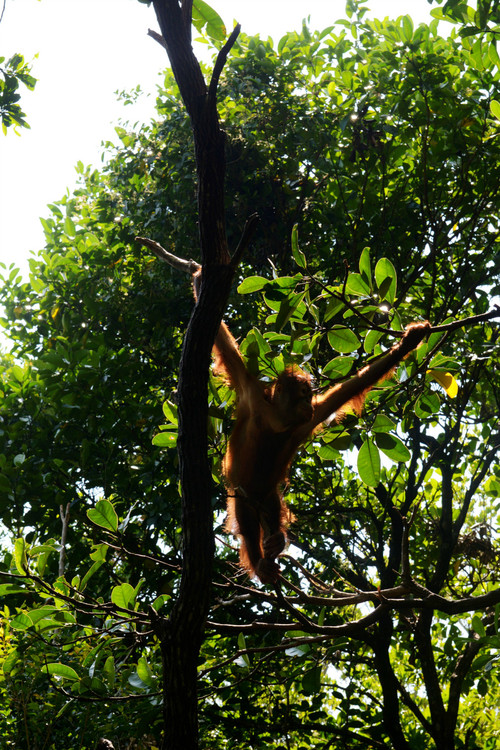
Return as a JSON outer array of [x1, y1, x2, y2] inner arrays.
[[193, 271, 430, 584]]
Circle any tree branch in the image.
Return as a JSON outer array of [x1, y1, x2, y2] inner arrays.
[[208, 24, 241, 103], [135, 236, 200, 275]]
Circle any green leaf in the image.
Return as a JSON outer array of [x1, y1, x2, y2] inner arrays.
[[317, 443, 341, 460], [291, 224, 306, 268], [103, 656, 116, 689], [44, 663, 80, 681], [302, 666, 322, 695], [357, 439, 380, 486], [374, 432, 411, 463], [364, 328, 383, 354], [111, 582, 136, 611], [471, 615, 486, 638], [192, 0, 226, 42], [238, 276, 269, 294], [11, 365, 25, 383], [87, 499, 118, 532], [2, 649, 19, 674], [490, 100, 500, 121], [359, 247, 372, 287], [80, 560, 105, 590], [153, 429, 178, 447], [327, 327, 361, 353], [162, 399, 178, 425], [137, 656, 155, 687], [375, 258, 397, 303], [345, 272, 370, 296], [237, 632, 251, 667], [90, 543, 108, 562], [488, 44, 500, 69], [415, 392, 441, 418], [401, 15, 414, 41], [152, 594, 171, 611], [10, 613, 32, 630], [64, 216, 76, 237], [322, 356, 355, 379], [275, 292, 305, 331], [0, 584, 26, 596], [324, 297, 345, 322], [372, 415, 396, 433], [13, 538, 27, 575]]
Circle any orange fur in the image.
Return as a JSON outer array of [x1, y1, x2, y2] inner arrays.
[[194, 269, 431, 583]]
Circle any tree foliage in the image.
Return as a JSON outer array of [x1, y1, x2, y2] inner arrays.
[[1, 2, 500, 748], [0, 48, 36, 133]]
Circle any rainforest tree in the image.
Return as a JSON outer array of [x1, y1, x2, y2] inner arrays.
[[1, 1, 500, 748]]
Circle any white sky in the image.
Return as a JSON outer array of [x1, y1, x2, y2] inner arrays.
[[0, 0, 435, 278]]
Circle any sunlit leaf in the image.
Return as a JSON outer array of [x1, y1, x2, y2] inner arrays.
[[490, 100, 500, 121], [111, 582, 136, 611], [238, 276, 269, 294], [13, 538, 27, 575], [375, 258, 397, 303], [375, 432, 411, 463], [359, 247, 372, 287], [192, 0, 226, 41], [87, 499, 118, 532], [153, 430, 178, 447], [357, 439, 380, 486], [327, 327, 361, 353], [137, 656, 155, 687], [44, 663, 80, 681], [345, 272, 370, 296], [428, 369, 458, 398]]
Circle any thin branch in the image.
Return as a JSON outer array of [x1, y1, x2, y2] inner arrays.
[[138, 237, 500, 341], [395, 674, 434, 734], [429, 306, 500, 334], [230, 212, 259, 268], [136, 214, 260, 276], [135, 236, 200, 275], [53, 682, 161, 703], [322, 278, 500, 338], [274, 581, 318, 630], [208, 24, 241, 102], [208, 604, 386, 636], [147, 28, 167, 50]]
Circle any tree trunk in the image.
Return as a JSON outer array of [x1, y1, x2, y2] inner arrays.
[[149, 3, 240, 747]]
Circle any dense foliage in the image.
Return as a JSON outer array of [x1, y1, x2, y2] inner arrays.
[[1, 2, 500, 748]]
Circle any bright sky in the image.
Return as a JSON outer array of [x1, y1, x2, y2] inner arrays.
[[0, 0, 435, 279]]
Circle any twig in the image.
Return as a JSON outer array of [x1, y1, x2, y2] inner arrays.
[[231, 212, 259, 268]]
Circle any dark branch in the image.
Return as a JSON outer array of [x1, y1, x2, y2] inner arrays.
[[231, 212, 259, 268], [208, 24, 241, 102], [147, 28, 167, 50]]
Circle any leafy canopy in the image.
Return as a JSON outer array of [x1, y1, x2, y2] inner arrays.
[[0, 4, 500, 748]]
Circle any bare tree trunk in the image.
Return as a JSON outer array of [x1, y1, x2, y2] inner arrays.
[[148, 3, 241, 747]]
